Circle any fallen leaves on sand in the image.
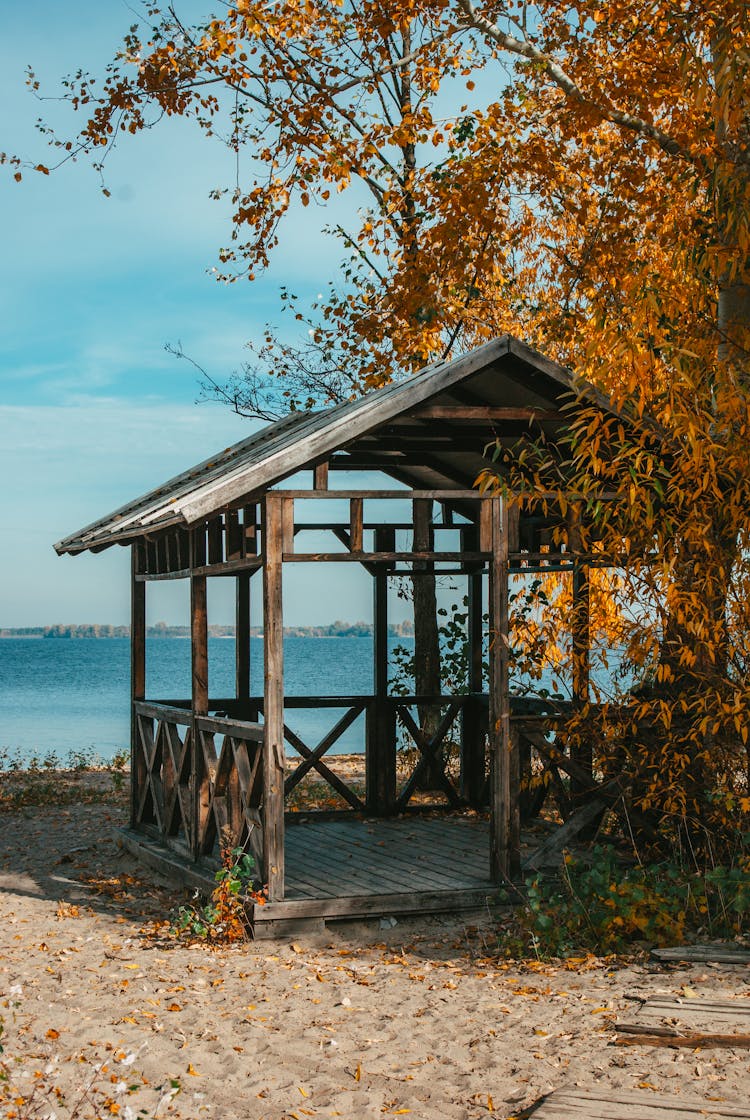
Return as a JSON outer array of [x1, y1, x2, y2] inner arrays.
[[55, 901, 80, 919]]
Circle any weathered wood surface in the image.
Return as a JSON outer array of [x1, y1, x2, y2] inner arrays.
[[651, 944, 750, 965], [282, 550, 489, 564], [251, 885, 505, 926], [284, 816, 492, 903], [262, 493, 286, 901], [489, 496, 516, 879], [366, 548, 396, 815], [130, 548, 146, 830], [634, 995, 750, 1027], [235, 572, 251, 700], [616, 1027, 750, 1049], [616, 994, 750, 1048], [528, 1087, 750, 1118]]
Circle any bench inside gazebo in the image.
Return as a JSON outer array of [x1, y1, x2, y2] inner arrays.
[[55, 335, 609, 936]]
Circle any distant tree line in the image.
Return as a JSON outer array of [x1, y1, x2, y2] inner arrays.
[[0, 620, 415, 640]]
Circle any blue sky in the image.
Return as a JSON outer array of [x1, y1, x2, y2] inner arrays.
[[0, 0, 386, 627]]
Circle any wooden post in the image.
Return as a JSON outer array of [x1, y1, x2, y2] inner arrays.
[[130, 545, 146, 830], [413, 498, 442, 789], [236, 572, 251, 706], [488, 496, 519, 880], [262, 493, 285, 901], [569, 505, 592, 797], [460, 525, 486, 806], [313, 461, 329, 491], [349, 497, 364, 552], [190, 570, 209, 859], [366, 531, 396, 815]]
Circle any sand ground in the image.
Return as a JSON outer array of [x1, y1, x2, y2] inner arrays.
[[1, 779, 749, 1119]]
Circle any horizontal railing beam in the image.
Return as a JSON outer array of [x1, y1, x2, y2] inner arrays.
[[134, 701, 193, 724], [194, 714, 264, 741]]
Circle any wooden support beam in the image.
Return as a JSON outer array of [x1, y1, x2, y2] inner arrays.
[[236, 572, 251, 702], [479, 499, 493, 552], [283, 551, 488, 564], [262, 494, 285, 901], [404, 405, 564, 422], [243, 504, 258, 557], [488, 497, 519, 880], [349, 497, 364, 552], [191, 525, 207, 568], [130, 546, 146, 831], [226, 509, 242, 561], [366, 531, 396, 816], [281, 495, 295, 553], [461, 526, 486, 807], [508, 501, 520, 553], [207, 516, 224, 565], [313, 461, 329, 491], [272, 489, 486, 500], [190, 573, 209, 860]]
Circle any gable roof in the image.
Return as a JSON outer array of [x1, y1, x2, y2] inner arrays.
[[55, 335, 594, 556]]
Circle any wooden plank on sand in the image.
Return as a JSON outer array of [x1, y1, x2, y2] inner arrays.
[[651, 944, 750, 965], [616, 994, 750, 1048], [529, 1087, 750, 1118]]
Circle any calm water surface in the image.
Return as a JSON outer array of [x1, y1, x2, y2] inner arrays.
[[0, 636, 410, 763]]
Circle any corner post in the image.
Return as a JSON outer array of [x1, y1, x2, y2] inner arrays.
[[236, 573, 251, 707], [190, 567, 209, 859], [366, 528, 396, 815], [130, 544, 146, 830], [262, 493, 286, 901], [460, 524, 486, 806], [488, 496, 519, 881]]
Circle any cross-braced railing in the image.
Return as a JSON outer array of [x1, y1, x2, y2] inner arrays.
[[194, 714, 265, 866], [133, 702, 193, 851], [393, 698, 467, 810], [132, 701, 266, 871], [283, 700, 368, 812]]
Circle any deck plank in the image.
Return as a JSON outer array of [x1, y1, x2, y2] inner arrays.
[[284, 816, 495, 902], [316, 822, 474, 891]]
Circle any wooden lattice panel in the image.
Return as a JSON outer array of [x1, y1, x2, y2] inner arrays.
[[195, 717, 264, 868]]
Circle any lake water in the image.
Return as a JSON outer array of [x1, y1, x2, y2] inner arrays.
[[0, 636, 409, 764]]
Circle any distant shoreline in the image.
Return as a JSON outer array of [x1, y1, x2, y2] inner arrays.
[[0, 621, 414, 640]]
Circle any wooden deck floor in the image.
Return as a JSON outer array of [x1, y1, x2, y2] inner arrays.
[[285, 816, 492, 900], [249, 815, 503, 933], [117, 816, 505, 936]]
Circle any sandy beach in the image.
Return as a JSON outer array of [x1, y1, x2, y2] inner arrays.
[[2, 777, 750, 1119]]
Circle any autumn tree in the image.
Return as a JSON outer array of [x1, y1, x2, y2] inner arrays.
[[20, 1, 511, 759], [15, 0, 750, 845], [452, 0, 750, 848]]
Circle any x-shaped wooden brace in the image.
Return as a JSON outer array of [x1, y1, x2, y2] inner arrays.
[[395, 701, 464, 811], [283, 704, 366, 812], [161, 721, 192, 843], [198, 729, 264, 857], [135, 713, 164, 833]]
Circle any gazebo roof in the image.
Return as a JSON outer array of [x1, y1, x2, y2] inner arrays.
[[55, 335, 598, 556]]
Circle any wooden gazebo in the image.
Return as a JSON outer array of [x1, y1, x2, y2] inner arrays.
[[55, 335, 608, 935]]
